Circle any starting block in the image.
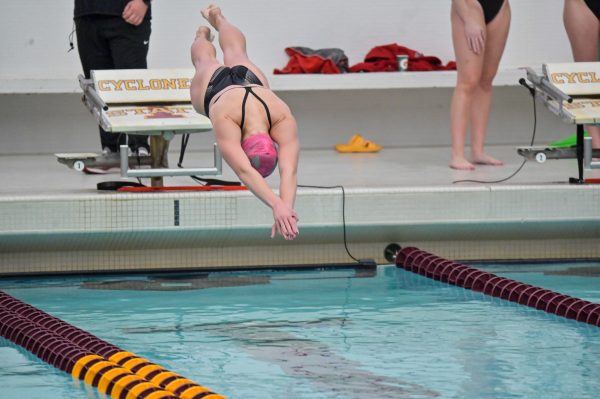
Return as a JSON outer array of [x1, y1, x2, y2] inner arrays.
[[520, 62, 600, 183], [55, 152, 153, 173], [56, 68, 221, 187]]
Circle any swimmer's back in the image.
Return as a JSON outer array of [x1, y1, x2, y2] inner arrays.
[[208, 85, 292, 136]]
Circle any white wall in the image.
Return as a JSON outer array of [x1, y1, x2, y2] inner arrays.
[[0, 1, 576, 155], [0, 0, 573, 81]]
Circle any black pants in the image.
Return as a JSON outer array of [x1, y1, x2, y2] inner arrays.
[[75, 15, 151, 152]]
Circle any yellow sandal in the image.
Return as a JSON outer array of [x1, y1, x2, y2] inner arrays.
[[335, 134, 381, 153]]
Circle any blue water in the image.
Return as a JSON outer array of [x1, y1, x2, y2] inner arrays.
[[1, 263, 600, 399]]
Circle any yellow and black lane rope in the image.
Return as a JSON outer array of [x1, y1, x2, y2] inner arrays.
[[72, 354, 180, 399], [108, 351, 223, 399], [0, 291, 226, 399]]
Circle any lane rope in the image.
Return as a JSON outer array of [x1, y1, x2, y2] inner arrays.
[[0, 291, 226, 399], [395, 247, 600, 326]]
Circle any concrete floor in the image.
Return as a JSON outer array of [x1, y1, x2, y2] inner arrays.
[[1, 144, 598, 196]]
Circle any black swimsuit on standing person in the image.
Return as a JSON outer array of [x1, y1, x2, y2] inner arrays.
[[584, 0, 600, 20], [477, 0, 505, 24]]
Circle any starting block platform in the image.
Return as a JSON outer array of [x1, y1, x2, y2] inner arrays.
[[520, 62, 600, 183], [517, 146, 600, 163], [55, 152, 153, 174], [56, 68, 221, 187]]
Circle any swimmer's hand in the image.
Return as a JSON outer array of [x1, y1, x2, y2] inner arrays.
[[464, 20, 486, 55], [271, 203, 299, 240], [122, 0, 148, 26]]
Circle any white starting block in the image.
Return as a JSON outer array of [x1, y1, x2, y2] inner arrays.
[[519, 62, 600, 183], [57, 69, 221, 187], [55, 151, 153, 173]]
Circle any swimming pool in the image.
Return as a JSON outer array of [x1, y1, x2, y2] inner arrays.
[[1, 262, 600, 399]]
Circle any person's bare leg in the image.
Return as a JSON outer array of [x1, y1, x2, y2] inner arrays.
[[564, 0, 600, 153], [449, 2, 485, 170], [189, 26, 222, 115], [191, 26, 216, 63], [470, 0, 510, 166], [201, 4, 270, 87]]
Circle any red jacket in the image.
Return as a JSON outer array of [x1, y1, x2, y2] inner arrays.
[[350, 44, 456, 73], [274, 47, 349, 74]]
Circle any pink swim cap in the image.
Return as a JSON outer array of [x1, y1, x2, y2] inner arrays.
[[241, 133, 278, 177]]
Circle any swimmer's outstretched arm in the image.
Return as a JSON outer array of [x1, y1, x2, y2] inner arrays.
[[452, 0, 486, 55], [212, 116, 299, 240], [269, 115, 299, 240], [270, 115, 299, 219]]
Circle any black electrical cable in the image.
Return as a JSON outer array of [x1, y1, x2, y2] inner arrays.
[[178, 133, 191, 169], [177, 133, 241, 186], [67, 22, 75, 52], [178, 133, 206, 185], [298, 184, 359, 263], [452, 84, 537, 184], [178, 139, 357, 262]]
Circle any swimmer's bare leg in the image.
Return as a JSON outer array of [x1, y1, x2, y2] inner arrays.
[[201, 4, 269, 86], [564, 0, 600, 159], [190, 25, 221, 115], [191, 26, 217, 64], [469, 2, 510, 167], [449, 3, 482, 171], [201, 5, 246, 58]]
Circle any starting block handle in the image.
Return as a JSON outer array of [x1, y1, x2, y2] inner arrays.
[[525, 67, 573, 104], [119, 143, 223, 181], [78, 74, 108, 111], [584, 136, 600, 170]]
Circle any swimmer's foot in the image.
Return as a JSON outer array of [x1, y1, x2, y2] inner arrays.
[[472, 153, 504, 166], [201, 4, 224, 29], [449, 157, 475, 170], [195, 26, 214, 42]]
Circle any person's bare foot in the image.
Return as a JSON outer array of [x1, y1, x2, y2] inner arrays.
[[201, 4, 223, 29], [472, 153, 504, 166], [195, 26, 213, 42], [449, 157, 475, 170]]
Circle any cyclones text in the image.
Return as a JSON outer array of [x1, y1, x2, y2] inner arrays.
[[97, 78, 191, 92]]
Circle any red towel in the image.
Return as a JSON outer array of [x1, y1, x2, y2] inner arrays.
[[349, 44, 456, 73], [274, 47, 348, 74]]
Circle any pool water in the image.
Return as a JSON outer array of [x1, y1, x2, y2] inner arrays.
[[1, 263, 600, 399]]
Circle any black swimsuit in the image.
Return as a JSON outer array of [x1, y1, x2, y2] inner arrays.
[[203, 65, 267, 121], [477, 0, 505, 24], [585, 0, 600, 20]]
